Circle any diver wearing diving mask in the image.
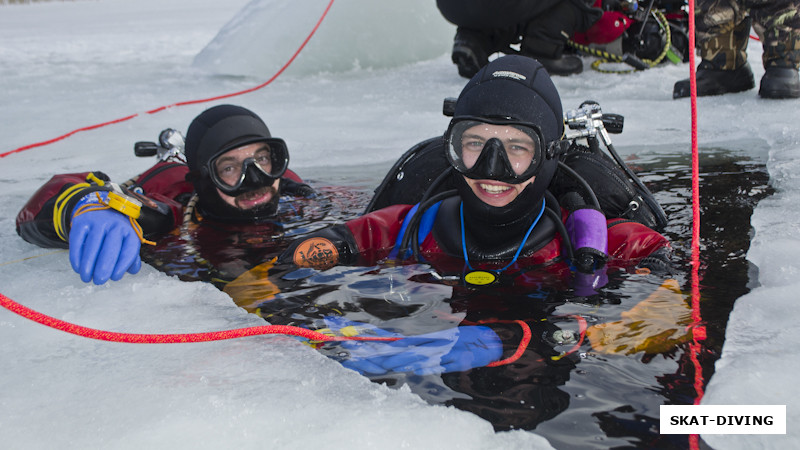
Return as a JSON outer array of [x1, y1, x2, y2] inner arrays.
[[437, 58, 569, 259], [208, 139, 289, 198], [16, 104, 315, 286], [185, 105, 306, 223], [282, 54, 668, 277]]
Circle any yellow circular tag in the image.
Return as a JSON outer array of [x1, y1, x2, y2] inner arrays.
[[464, 270, 497, 286]]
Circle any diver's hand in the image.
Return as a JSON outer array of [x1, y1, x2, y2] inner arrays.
[[572, 268, 608, 297], [69, 207, 142, 285], [344, 326, 502, 375], [565, 207, 608, 273], [324, 317, 502, 375], [561, 191, 608, 273]]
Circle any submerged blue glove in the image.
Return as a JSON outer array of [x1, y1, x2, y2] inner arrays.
[[69, 204, 142, 285], [324, 316, 502, 376]]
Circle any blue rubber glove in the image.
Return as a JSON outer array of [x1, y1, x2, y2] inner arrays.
[[69, 197, 142, 285], [324, 316, 502, 376]]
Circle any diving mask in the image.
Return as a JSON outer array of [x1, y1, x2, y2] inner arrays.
[[208, 139, 289, 197], [445, 117, 552, 184]]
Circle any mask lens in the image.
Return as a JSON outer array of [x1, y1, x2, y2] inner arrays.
[[209, 139, 289, 193], [446, 119, 543, 179], [214, 148, 270, 186]]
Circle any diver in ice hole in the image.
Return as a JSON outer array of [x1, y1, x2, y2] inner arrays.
[[16, 104, 316, 287], [276, 55, 685, 376]]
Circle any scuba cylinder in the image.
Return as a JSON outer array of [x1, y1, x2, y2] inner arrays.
[[570, 0, 690, 72]]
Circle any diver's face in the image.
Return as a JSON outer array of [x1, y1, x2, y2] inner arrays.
[[458, 123, 539, 176], [214, 143, 281, 210], [460, 124, 536, 207]]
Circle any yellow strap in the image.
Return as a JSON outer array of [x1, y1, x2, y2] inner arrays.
[[53, 182, 91, 241], [71, 193, 155, 246], [107, 191, 142, 219], [52, 173, 110, 241], [569, 10, 673, 75]]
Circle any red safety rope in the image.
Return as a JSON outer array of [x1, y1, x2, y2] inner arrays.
[[0, 291, 398, 344], [486, 320, 531, 367], [0, 0, 335, 159], [465, 314, 587, 366], [0, 291, 531, 369], [0, 2, 710, 421], [0, 290, 526, 369], [687, 1, 706, 449]]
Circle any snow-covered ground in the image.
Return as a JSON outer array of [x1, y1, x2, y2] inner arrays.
[[1, 0, 798, 448]]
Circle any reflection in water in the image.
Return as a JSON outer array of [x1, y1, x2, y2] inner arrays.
[[141, 185, 366, 289], [142, 150, 772, 449]]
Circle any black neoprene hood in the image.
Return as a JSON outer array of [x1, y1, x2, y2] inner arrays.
[[184, 104, 273, 174], [182, 104, 285, 223], [449, 55, 565, 227], [453, 54, 564, 146]]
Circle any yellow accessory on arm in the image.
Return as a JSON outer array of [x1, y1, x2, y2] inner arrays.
[[52, 173, 109, 242], [53, 174, 155, 246], [107, 191, 142, 219], [71, 191, 156, 247], [53, 182, 91, 242], [85, 172, 106, 186]]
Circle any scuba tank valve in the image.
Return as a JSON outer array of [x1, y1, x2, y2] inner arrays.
[[564, 101, 623, 145], [133, 128, 186, 162]]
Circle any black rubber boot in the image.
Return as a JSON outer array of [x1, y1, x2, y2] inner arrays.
[[451, 29, 490, 79], [673, 60, 755, 98], [535, 54, 583, 76], [759, 67, 800, 99]]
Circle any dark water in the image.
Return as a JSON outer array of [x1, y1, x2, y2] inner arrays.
[[531, 148, 773, 449], [142, 148, 772, 449], [299, 148, 771, 449]]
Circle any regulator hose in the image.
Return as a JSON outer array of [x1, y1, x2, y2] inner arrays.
[[568, 9, 675, 74]]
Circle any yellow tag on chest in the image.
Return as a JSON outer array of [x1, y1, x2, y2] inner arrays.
[[464, 270, 497, 286]]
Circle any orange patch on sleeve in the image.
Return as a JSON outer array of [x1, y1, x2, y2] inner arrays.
[[293, 237, 339, 269]]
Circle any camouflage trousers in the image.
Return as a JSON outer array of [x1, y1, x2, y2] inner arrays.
[[696, 0, 800, 69]]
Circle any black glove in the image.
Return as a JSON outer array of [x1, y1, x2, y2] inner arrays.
[[280, 178, 315, 197]]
